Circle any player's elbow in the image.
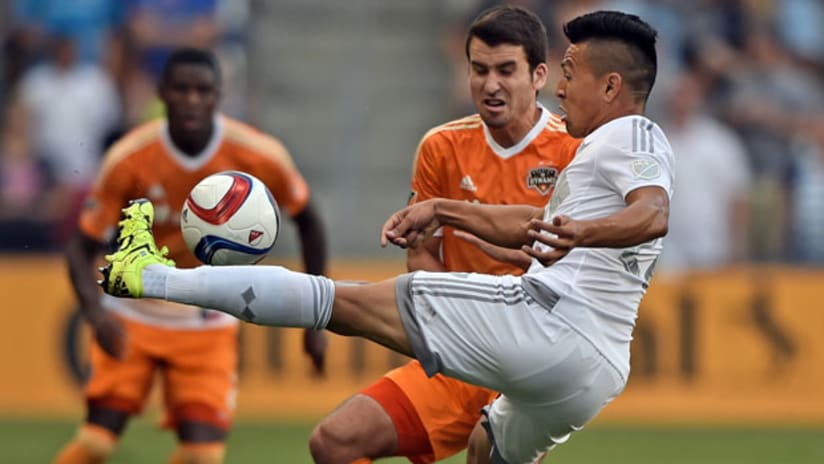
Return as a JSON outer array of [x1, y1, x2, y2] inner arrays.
[[649, 208, 669, 239], [637, 203, 668, 242], [651, 221, 668, 240]]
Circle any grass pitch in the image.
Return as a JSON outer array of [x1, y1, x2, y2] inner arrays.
[[2, 418, 821, 463]]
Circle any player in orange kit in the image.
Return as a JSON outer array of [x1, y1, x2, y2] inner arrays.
[[309, 6, 580, 463], [52, 48, 328, 464]]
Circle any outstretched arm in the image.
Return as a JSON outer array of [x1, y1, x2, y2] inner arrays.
[[525, 186, 669, 265], [381, 199, 542, 250], [453, 230, 532, 271]]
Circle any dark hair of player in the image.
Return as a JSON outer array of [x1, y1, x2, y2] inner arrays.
[[464, 6, 549, 72], [159, 48, 221, 87], [563, 11, 658, 103]]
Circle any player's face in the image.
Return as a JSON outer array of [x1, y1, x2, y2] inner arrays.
[[468, 38, 547, 129], [160, 63, 219, 135], [555, 42, 602, 138]]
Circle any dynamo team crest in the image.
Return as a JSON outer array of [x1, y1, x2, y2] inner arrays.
[[526, 166, 558, 195]]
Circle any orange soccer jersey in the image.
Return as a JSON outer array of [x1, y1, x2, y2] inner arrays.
[[376, 109, 581, 463], [411, 111, 580, 275], [79, 115, 312, 425]]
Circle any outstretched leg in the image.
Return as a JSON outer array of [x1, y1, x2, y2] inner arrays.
[[101, 199, 415, 356]]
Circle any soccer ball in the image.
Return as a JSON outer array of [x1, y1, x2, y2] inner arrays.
[[181, 171, 280, 265]]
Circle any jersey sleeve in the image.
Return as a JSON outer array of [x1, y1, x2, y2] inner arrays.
[[598, 142, 675, 200], [78, 156, 135, 243], [248, 137, 311, 218], [409, 133, 445, 204]]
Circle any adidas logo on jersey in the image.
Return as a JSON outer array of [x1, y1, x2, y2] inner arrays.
[[459, 175, 477, 192]]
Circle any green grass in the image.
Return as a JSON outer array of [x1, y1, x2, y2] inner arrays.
[[3, 417, 822, 463]]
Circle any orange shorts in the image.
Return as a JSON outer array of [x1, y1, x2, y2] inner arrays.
[[85, 316, 238, 430], [363, 360, 498, 463]]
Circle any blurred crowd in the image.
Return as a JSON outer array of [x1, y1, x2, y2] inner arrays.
[[0, 0, 248, 251], [2, 0, 824, 271]]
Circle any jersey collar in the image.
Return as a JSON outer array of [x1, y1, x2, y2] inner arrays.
[[482, 104, 550, 159], [582, 114, 650, 148], [161, 115, 224, 171]]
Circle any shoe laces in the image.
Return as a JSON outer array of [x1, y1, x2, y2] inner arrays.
[[116, 212, 151, 243]]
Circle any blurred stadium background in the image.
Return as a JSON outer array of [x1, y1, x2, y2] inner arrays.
[[0, 0, 823, 462]]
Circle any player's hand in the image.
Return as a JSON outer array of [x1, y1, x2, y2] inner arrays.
[[381, 200, 439, 249], [89, 312, 126, 359], [453, 230, 532, 270], [303, 329, 328, 376], [522, 215, 580, 266]]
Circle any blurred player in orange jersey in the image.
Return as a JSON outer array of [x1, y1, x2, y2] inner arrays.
[[52, 48, 328, 464], [309, 6, 580, 464]]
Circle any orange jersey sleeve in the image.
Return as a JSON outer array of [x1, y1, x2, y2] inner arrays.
[[79, 116, 311, 269], [410, 112, 580, 275], [79, 120, 165, 243], [410, 120, 459, 203]]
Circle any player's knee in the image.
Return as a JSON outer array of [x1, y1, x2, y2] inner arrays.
[[310, 393, 399, 463], [466, 419, 492, 464], [52, 424, 117, 464], [78, 423, 118, 458], [308, 419, 355, 463], [172, 403, 229, 443], [309, 417, 386, 464], [168, 443, 225, 464]]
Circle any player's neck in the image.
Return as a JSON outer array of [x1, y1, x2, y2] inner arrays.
[[169, 124, 214, 157], [588, 102, 645, 136], [488, 105, 542, 148]]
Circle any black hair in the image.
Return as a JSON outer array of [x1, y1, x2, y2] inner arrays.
[[159, 48, 221, 87], [465, 6, 548, 72], [563, 11, 658, 102]]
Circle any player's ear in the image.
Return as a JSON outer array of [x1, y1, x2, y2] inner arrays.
[[603, 72, 622, 103], [532, 62, 549, 91]]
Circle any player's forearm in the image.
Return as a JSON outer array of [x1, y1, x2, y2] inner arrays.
[[65, 232, 107, 322], [576, 199, 668, 248], [295, 202, 328, 275], [407, 246, 447, 272], [433, 199, 540, 248]]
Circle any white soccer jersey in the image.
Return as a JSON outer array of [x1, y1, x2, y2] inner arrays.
[[522, 115, 675, 378]]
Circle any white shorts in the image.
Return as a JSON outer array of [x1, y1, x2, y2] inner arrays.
[[396, 271, 625, 464]]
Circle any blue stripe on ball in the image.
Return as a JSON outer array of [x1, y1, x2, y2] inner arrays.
[[194, 235, 273, 264]]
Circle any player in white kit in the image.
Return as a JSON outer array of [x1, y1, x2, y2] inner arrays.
[[100, 10, 673, 464]]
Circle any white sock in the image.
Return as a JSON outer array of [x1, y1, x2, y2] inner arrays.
[[141, 264, 334, 329]]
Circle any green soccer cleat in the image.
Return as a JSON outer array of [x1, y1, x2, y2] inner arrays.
[[99, 199, 175, 298]]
